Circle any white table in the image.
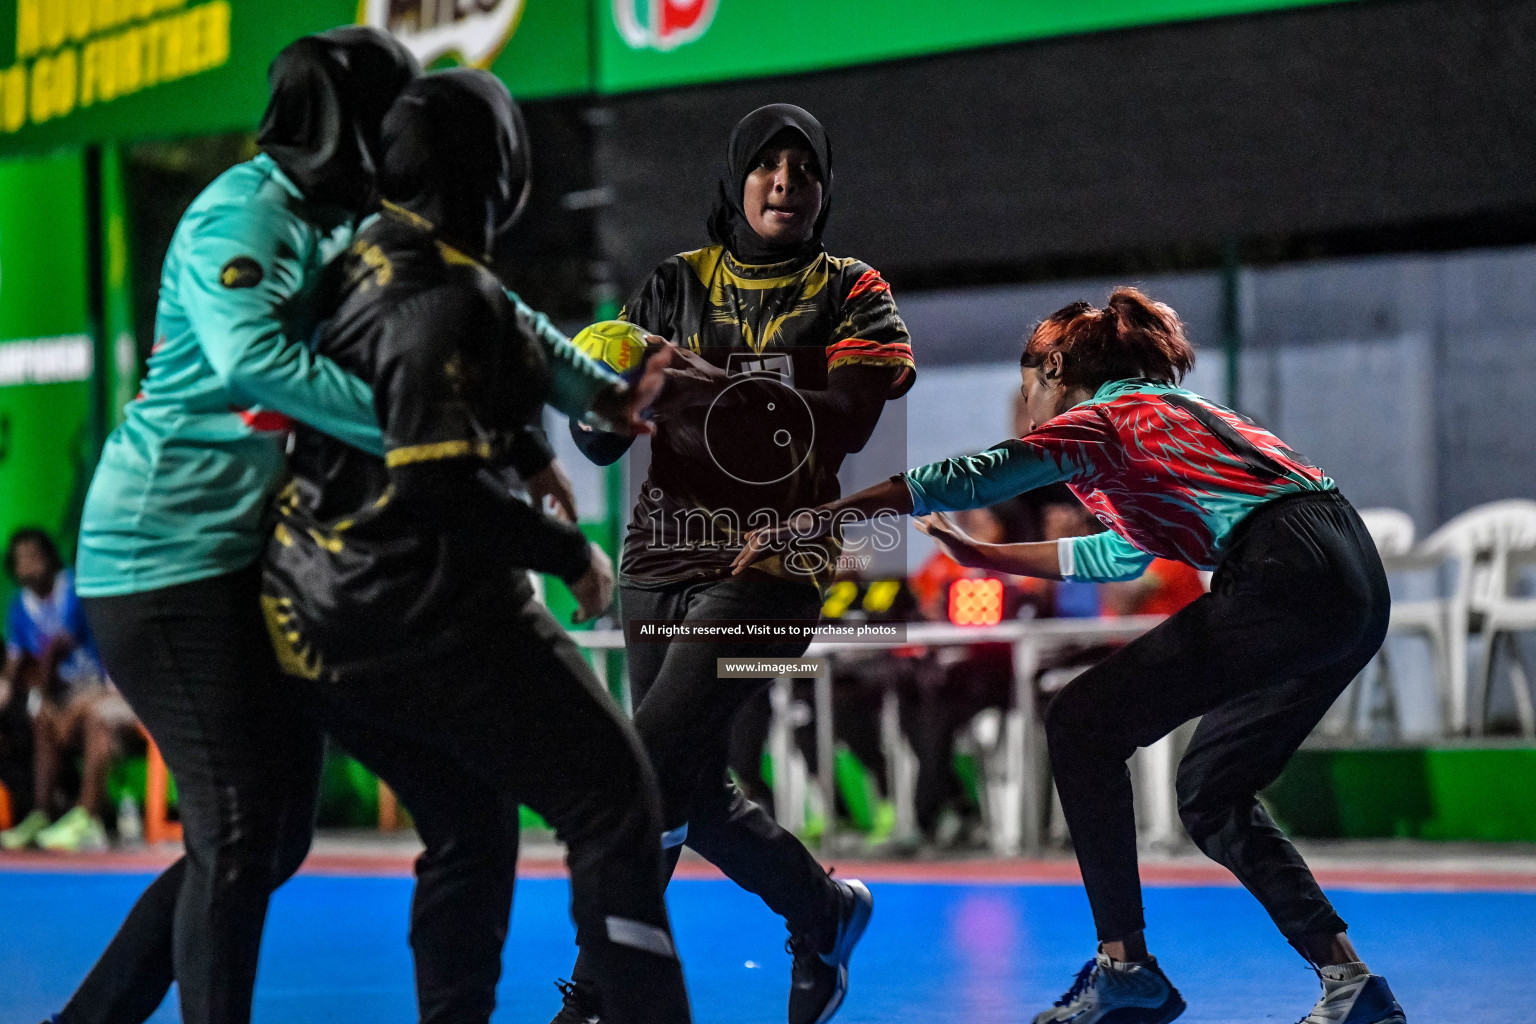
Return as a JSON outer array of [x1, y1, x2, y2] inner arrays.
[[571, 615, 1167, 856]]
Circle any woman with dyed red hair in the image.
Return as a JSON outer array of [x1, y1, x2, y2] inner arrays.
[[737, 288, 1406, 1024]]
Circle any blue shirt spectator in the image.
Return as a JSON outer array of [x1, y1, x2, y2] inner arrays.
[[1053, 578, 1103, 618], [6, 566, 104, 693], [1, 529, 127, 855]]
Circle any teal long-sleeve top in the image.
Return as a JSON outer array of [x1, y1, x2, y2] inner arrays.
[[77, 155, 618, 598]]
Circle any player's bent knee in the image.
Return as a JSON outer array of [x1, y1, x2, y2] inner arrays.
[[1175, 773, 1236, 849], [1043, 686, 1097, 748]]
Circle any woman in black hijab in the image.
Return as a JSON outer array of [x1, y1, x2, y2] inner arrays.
[[55, 28, 418, 1024], [558, 104, 915, 1024], [257, 26, 418, 209], [706, 103, 834, 262]]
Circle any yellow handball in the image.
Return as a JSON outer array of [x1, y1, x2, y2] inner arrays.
[[571, 319, 651, 379]]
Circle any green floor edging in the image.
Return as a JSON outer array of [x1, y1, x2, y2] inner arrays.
[[1265, 747, 1536, 842]]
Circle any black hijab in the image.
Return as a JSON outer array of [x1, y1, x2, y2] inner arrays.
[[257, 26, 421, 212], [377, 68, 533, 261], [706, 103, 833, 264]]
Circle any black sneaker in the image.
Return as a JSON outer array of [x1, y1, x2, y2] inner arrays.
[[550, 978, 602, 1024], [787, 879, 874, 1024]]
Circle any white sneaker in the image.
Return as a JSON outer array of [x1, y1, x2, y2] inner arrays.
[[1033, 952, 1185, 1024], [1298, 964, 1406, 1024]]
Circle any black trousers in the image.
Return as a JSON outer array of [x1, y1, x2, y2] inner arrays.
[[307, 598, 689, 1024], [67, 565, 324, 1024], [296, 696, 522, 1024], [1046, 490, 1389, 946], [572, 575, 837, 999]]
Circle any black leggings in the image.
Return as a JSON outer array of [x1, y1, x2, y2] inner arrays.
[[306, 598, 690, 1024], [67, 565, 324, 1024], [1045, 490, 1389, 946], [296, 698, 523, 1024], [571, 576, 839, 990]]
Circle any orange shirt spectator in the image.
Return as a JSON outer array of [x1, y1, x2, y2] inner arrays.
[[1103, 557, 1207, 617]]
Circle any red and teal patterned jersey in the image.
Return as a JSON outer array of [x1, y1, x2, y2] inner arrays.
[[902, 379, 1333, 581]]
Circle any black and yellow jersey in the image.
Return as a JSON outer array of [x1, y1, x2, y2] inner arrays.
[[611, 244, 915, 590], [262, 209, 590, 680]]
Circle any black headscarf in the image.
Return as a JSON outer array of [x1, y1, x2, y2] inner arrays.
[[377, 68, 532, 261], [706, 103, 833, 264], [257, 26, 421, 212]]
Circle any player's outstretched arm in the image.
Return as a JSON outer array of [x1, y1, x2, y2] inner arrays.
[[915, 513, 1064, 580], [505, 289, 620, 420], [731, 475, 914, 575]]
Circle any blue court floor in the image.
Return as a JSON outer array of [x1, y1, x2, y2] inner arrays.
[[2, 868, 1532, 1023]]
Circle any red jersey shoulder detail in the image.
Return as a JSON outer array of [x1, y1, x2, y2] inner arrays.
[[845, 268, 890, 303]]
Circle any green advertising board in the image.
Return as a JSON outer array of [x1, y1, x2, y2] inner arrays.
[[0, 0, 590, 158], [0, 0, 1365, 156], [594, 0, 1358, 94], [0, 149, 93, 563]]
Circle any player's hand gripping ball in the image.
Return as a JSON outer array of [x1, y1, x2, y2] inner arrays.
[[571, 319, 653, 381]]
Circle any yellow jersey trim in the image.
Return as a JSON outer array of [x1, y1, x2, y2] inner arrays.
[[380, 199, 435, 233], [385, 438, 493, 467], [260, 595, 323, 681]]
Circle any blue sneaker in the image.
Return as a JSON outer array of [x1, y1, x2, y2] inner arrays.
[[1033, 952, 1186, 1024], [787, 879, 873, 1024], [1299, 966, 1406, 1023]]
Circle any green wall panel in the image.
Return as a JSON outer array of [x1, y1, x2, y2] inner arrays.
[[0, 149, 93, 568]]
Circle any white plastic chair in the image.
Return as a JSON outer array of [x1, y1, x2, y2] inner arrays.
[[1358, 508, 1417, 557], [1412, 500, 1536, 734], [1474, 544, 1536, 737]]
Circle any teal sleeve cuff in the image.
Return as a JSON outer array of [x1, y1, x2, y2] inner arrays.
[[1065, 531, 1155, 583], [902, 473, 928, 517], [505, 290, 622, 420], [902, 440, 1072, 515]]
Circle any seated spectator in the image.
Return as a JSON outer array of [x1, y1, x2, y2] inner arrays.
[[0, 529, 137, 853]]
